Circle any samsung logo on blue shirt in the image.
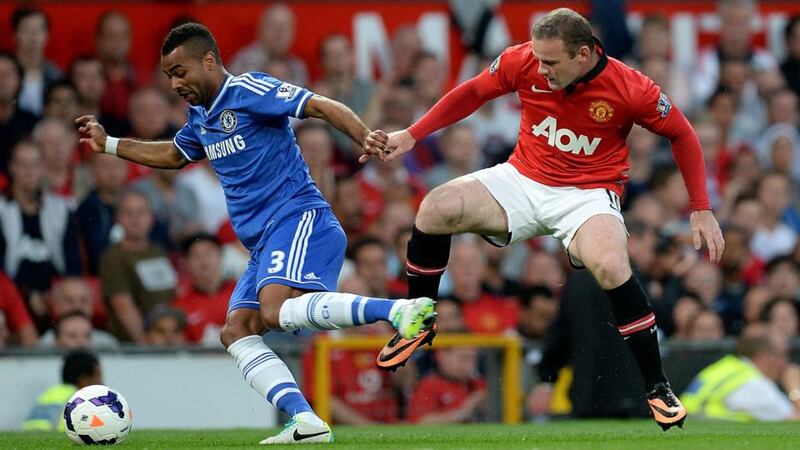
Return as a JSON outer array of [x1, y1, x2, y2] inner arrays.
[[204, 135, 246, 160]]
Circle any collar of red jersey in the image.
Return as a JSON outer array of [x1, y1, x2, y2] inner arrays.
[[565, 37, 608, 93]]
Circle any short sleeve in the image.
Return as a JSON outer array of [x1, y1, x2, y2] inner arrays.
[[231, 72, 313, 119], [173, 122, 205, 163]]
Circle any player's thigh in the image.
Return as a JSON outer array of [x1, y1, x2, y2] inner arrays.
[[256, 208, 346, 324], [417, 174, 508, 236], [568, 214, 631, 288]]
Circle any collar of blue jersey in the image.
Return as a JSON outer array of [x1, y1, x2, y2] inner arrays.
[[565, 37, 608, 94], [205, 73, 234, 115]]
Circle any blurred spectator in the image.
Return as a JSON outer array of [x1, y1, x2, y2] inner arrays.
[[752, 171, 798, 260], [729, 194, 764, 237], [144, 305, 186, 346], [53, 312, 94, 349], [96, 11, 137, 121], [370, 201, 415, 257], [230, 3, 308, 85], [99, 190, 176, 343], [682, 261, 723, 308], [303, 323, 401, 424], [12, 7, 62, 116], [649, 164, 690, 234], [632, 15, 692, 111], [132, 167, 202, 248], [295, 120, 336, 201], [22, 350, 102, 431], [0, 271, 37, 348], [409, 346, 486, 423], [435, 297, 465, 332], [387, 226, 413, 297], [625, 126, 660, 205], [520, 250, 565, 297], [69, 55, 128, 137], [445, 239, 518, 334], [350, 237, 391, 298], [177, 161, 228, 235], [742, 285, 773, 326], [0, 141, 81, 323], [760, 298, 799, 338], [765, 89, 799, 129], [358, 156, 427, 233], [693, 0, 777, 105], [77, 152, 129, 275], [0, 52, 37, 177], [391, 25, 423, 83], [681, 324, 800, 421], [313, 33, 374, 157], [764, 256, 800, 300], [31, 117, 79, 199], [412, 52, 445, 113], [332, 177, 365, 240], [37, 278, 117, 349], [685, 309, 725, 341], [781, 15, 800, 98], [423, 124, 481, 189], [42, 81, 80, 124], [517, 285, 558, 340], [528, 269, 650, 419], [671, 294, 704, 339], [128, 87, 176, 141], [756, 124, 800, 185], [172, 233, 234, 345]]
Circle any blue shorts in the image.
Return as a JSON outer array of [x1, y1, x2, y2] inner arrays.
[[228, 207, 346, 312]]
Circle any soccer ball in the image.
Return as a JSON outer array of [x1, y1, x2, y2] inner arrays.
[[63, 385, 132, 445]]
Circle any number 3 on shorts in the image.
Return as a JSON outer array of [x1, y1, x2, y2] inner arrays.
[[268, 250, 285, 274]]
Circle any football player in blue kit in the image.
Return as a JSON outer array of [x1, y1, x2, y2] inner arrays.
[[76, 23, 435, 445]]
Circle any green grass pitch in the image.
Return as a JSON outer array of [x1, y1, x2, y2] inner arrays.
[[2, 420, 800, 449]]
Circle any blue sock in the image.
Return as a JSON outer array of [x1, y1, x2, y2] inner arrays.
[[268, 382, 313, 416], [362, 298, 395, 323]]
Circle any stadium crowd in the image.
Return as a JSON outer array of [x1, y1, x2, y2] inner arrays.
[[2, 1, 800, 424]]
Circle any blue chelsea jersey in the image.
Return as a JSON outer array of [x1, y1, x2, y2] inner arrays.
[[173, 72, 330, 250]]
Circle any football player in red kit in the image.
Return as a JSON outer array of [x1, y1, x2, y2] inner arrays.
[[369, 8, 725, 430]]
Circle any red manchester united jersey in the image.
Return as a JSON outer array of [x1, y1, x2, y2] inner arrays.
[[408, 39, 709, 209], [486, 42, 675, 197]]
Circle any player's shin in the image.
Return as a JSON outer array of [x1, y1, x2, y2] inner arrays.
[[605, 275, 669, 392], [278, 292, 395, 331], [406, 226, 451, 299], [227, 335, 324, 424]]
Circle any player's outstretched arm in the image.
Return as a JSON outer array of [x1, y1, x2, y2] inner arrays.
[[76, 115, 189, 169], [303, 95, 387, 163]]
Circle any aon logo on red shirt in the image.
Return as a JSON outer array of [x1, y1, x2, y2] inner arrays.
[[532, 116, 601, 156]]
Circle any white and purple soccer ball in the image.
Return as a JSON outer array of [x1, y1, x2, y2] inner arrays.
[[63, 385, 132, 445]]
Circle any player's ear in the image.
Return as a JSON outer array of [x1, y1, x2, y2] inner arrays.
[[203, 51, 217, 70]]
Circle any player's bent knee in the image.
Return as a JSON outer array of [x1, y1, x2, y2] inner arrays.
[[588, 254, 631, 289], [417, 187, 464, 233], [220, 321, 248, 348]]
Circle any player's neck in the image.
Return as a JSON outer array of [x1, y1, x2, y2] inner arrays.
[[204, 70, 230, 109]]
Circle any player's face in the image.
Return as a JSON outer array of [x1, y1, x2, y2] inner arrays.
[[161, 46, 214, 106], [531, 38, 590, 90]]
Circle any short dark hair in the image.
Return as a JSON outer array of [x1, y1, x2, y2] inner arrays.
[[532, 8, 594, 57], [11, 6, 48, 33], [62, 350, 100, 385], [180, 232, 220, 254], [45, 80, 79, 105], [348, 236, 386, 260], [294, 120, 332, 141], [521, 285, 555, 308], [785, 15, 800, 42], [161, 22, 221, 63]]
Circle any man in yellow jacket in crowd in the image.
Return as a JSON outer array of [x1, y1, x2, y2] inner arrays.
[[23, 350, 102, 431], [681, 324, 800, 421]]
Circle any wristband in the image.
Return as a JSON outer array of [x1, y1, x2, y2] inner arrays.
[[105, 137, 119, 155]]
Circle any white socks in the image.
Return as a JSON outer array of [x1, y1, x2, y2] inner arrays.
[[227, 335, 314, 417], [279, 292, 373, 331]]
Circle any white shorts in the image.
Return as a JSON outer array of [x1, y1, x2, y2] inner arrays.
[[469, 163, 625, 267]]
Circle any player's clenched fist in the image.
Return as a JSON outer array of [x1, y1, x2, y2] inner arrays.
[[359, 129, 389, 163], [75, 115, 108, 153]]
